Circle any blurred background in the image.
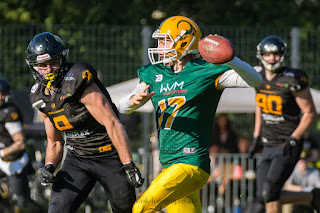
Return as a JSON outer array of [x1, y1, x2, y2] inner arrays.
[[1, 1, 320, 212]]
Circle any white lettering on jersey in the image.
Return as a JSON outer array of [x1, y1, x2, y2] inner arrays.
[[65, 129, 91, 139], [155, 74, 163, 82], [160, 81, 184, 93], [65, 144, 74, 151], [262, 113, 285, 124]]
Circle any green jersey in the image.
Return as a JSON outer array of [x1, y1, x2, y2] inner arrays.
[[138, 58, 230, 173]]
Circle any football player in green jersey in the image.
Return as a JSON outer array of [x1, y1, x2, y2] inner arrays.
[[119, 16, 262, 212]]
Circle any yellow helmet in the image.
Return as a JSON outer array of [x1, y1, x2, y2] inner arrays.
[[148, 16, 202, 65]]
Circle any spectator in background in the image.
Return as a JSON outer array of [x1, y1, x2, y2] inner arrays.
[[301, 132, 319, 165], [238, 136, 251, 154], [283, 150, 320, 213], [210, 113, 239, 153], [0, 78, 41, 213]]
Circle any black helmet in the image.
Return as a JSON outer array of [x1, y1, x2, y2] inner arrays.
[[0, 78, 10, 107], [256, 35, 287, 72], [26, 32, 69, 87]]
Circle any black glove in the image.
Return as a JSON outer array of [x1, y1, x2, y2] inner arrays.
[[248, 136, 261, 159], [283, 135, 298, 156], [41, 163, 56, 186], [122, 161, 144, 188]]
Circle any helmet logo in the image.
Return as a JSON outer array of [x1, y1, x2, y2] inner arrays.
[[54, 36, 60, 42], [82, 70, 93, 82], [37, 53, 51, 61], [177, 20, 196, 36], [51, 103, 56, 108], [263, 44, 279, 53]]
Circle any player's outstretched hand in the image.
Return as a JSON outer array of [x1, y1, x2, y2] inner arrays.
[[129, 85, 155, 106], [41, 163, 56, 186], [122, 161, 144, 188]]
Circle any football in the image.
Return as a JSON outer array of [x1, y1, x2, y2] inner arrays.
[[198, 34, 235, 64]]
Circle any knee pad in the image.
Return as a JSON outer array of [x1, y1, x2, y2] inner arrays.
[[261, 182, 280, 203]]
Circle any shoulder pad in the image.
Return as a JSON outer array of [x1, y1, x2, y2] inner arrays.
[[282, 68, 308, 92], [30, 82, 46, 109], [3, 104, 22, 122], [254, 65, 263, 73], [62, 62, 97, 99]]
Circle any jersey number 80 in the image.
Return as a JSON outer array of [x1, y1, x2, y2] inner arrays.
[[256, 93, 282, 115]]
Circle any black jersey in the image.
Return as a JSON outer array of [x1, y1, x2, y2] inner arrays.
[[30, 62, 118, 158], [255, 66, 309, 145], [0, 103, 25, 161]]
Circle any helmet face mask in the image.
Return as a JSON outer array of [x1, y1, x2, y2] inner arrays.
[[256, 35, 287, 72], [0, 78, 10, 107], [26, 32, 69, 87], [148, 16, 201, 66]]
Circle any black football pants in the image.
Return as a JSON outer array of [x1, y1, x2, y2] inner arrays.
[[256, 143, 302, 203], [48, 152, 136, 213]]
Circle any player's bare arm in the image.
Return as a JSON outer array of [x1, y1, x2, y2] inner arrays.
[[291, 87, 317, 140], [81, 82, 133, 163], [253, 105, 262, 137], [1, 131, 25, 157], [41, 112, 65, 169]]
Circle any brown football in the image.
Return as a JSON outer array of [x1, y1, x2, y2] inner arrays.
[[198, 34, 235, 64]]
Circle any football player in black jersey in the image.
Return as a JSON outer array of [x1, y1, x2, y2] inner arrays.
[[249, 35, 319, 213], [0, 78, 41, 212], [26, 32, 143, 213]]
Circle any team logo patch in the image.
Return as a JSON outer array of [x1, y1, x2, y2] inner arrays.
[[301, 76, 308, 83], [10, 112, 18, 120], [155, 74, 163, 82], [82, 70, 93, 82], [99, 145, 112, 153], [65, 73, 75, 81], [51, 103, 56, 109], [31, 83, 39, 93]]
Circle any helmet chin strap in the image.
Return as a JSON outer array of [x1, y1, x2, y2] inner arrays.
[[44, 72, 58, 89], [261, 59, 283, 73]]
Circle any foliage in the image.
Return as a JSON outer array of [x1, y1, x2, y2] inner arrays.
[[1, 0, 320, 27]]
